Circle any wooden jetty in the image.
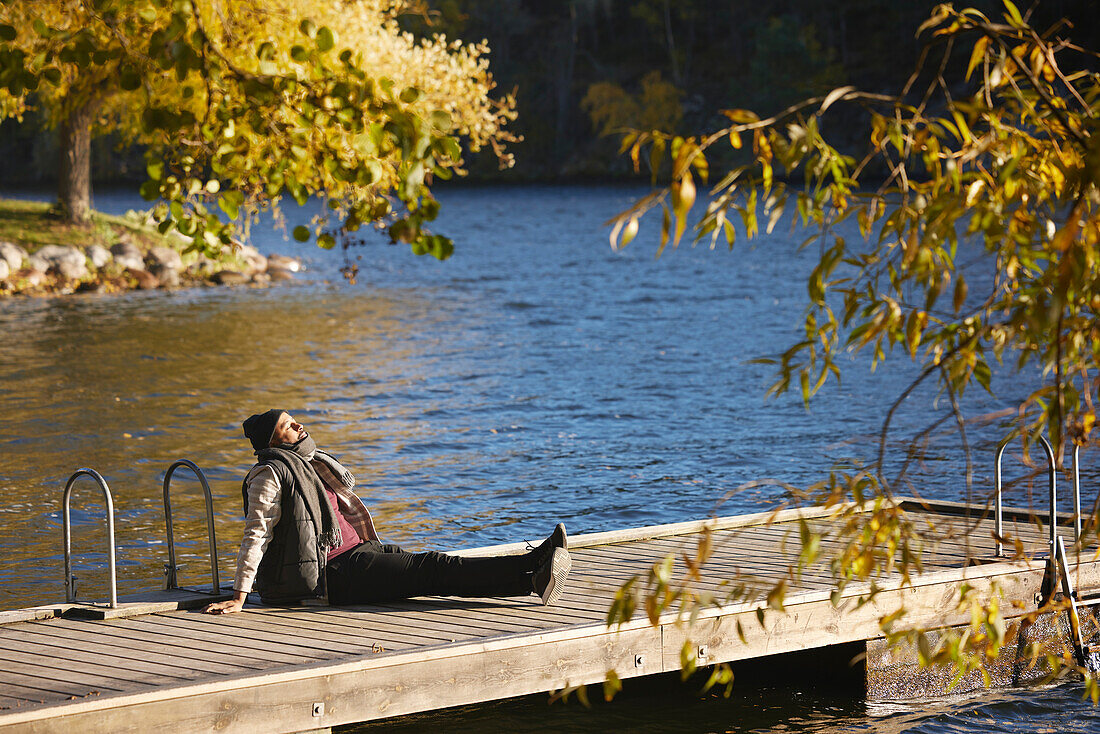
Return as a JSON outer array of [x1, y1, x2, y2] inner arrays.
[[0, 497, 1096, 733]]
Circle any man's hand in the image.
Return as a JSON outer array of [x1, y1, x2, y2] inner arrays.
[[203, 591, 248, 614]]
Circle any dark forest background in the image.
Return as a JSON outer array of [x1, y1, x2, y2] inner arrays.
[[2, 0, 1098, 185]]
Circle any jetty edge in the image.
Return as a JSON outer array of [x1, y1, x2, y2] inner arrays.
[[0, 497, 1095, 733]]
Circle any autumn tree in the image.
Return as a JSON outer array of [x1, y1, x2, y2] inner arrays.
[[606, 0, 1100, 686], [0, 0, 516, 258]]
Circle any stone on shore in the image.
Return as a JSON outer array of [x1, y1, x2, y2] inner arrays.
[[0, 259, 8, 281], [267, 266, 296, 281], [251, 272, 271, 285], [146, 246, 183, 272], [0, 242, 27, 271], [267, 254, 301, 272], [13, 268, 45, 287], [110, 242, 144, 271], [236, 244, 267, 274], [26, 254, 49, 273], [36, 245, 89, 280], [126, 267, 160, 290], [150, 263, 180, 288], [87, 244, 112, 269], [212, 270, 249, 285]]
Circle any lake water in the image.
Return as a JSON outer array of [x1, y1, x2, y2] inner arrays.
[[0, 184, 1096, 731]]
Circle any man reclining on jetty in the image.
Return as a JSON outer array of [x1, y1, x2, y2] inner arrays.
[[204, 409, 571, 614]]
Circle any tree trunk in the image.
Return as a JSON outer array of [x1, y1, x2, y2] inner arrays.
[[58, 101, 94, 224]]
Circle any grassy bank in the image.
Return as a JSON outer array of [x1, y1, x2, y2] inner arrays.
[[0, 198, 170, 252], [0, 197, 287, 297]]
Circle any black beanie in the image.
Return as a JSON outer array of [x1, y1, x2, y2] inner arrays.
[[243, 409, 286, 451]]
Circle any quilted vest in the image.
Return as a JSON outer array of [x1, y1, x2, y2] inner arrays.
[[242, 460, 325, 603]]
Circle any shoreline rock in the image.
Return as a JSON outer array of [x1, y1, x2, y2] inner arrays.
[[0, 241, 302, 299]]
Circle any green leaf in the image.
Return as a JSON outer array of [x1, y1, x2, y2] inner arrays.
[[292, 225, 310, 242], [1002, 0, 1023, 25], [299, 19, 317, 38], [317, 233, 336, 249], [218, 192, 242, 219], [139, 180, 160, 201], [119, 67, 140, 91], [430, 110, 452, 130], [399, 86, 420, 104], [0, 24, 15, 41], [316, 26, 335, 53]]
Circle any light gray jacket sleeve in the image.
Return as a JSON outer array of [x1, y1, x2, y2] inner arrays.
[[232, 465, 282, 594]]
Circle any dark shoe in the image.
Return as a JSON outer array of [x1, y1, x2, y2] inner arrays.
[[530, 523, 568, 569], [532, 547, 571, 606]]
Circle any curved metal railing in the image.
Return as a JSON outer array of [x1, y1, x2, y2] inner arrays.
[[1035, 436, 1059, 559], [994, 440, 1009, 557], [1072, 443, 1082, 544], [994, 436, 1082, 558], [162, 459, 220, 594], [62, 468, 118, 608]]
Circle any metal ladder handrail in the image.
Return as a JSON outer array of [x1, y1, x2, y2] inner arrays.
[[62, 468, 118, 608], [1036, 435, 1059, 561], [994, 436, 1082, 558], [1072, 443, 1082, 544], [163, 459, 220, 594]]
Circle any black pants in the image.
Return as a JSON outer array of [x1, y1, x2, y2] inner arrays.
[[325, 540, 536, 605]]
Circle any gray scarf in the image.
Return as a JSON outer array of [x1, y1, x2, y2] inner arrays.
[[257, 434, 342, 551]]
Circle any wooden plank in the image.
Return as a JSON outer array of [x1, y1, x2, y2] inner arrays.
[[143, 613, 396, 657], [0, 623, 667, 733], [0, 648, 187, 688], [572, 544, 832, 593], [246, 608, 464, 646], [62, 589, 234, 621], [0, 625, 258, 677], [295, 606, 537, 645], [329, 603, 548, 636], [154, 612, 413, 655], [83, 618, 334, 665], [0, 644, 195, 684], [383, 594, 605, 626], [44, 619, 303, 669], [0, 658, 154, 694], [0, 670, 127, 699], [454, 503, 864, 557]]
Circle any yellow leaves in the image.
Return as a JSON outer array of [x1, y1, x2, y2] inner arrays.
[[670, 170, 695, 247], [609, 216, 639, 251], [964, 179, 984, 207], [966, 36, 989, 81], [953, 275, 968, 313], [581, 71, 684, 138], [1001, 0, 1024, 27], [905, 309, 928, 357], [902, 228, 919, 267], [766, 578, 787, 611]]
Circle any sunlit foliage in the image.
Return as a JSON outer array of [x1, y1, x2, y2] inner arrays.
[[0, 0, 517, 258], [605, 0, 1100, 692], [581, 70, 683, 138]]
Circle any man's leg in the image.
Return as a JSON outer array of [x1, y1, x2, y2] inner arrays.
[[327, 541, 536, 605]]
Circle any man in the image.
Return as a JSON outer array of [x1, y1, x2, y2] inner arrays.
[[203, 409, 571, 614]]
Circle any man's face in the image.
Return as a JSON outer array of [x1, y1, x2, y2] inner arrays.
[[269, 412, 307, 447]]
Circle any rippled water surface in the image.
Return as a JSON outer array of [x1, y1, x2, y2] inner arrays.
[[1, 185, 1097, 731]]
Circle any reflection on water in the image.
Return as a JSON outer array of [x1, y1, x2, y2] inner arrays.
[[0, 185, 1095, 732]]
